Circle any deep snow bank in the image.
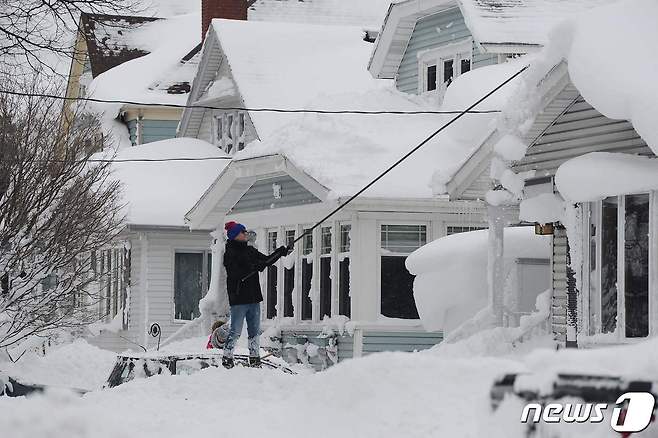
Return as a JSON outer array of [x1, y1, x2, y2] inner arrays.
[[406, 227, 550, 332]]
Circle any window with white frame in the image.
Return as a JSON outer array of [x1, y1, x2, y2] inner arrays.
[[586, 194, 650, 338], [319, 226, 332, 320], [213, 111, 246, 154], [338, 224, 351, 317], [446, 225, 486, 235], [418, 38, 472, 94], [174, 251, 211, 321], [266, 230, 278, 319], [301, 228, 313, 320], [380, 224, 426, 319], [283, 229, 296, 317]]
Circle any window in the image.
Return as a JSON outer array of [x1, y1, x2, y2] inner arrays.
[[266, 230, 278, 319], [339, 224, 351, 317], [586, 195, 650, 338], [426, 64, 437, 92], [319, 226, 332, 320], [213, 111, 246, 154], [446, 225, 486, 235], [301, 228, 313, 320], [380, 225, 426, 319], [283, 229, 295, 317], [417, 38, 473, 94], [174, 251, 211, 321]]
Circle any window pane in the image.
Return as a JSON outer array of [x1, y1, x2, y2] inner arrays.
[[601, 197, 618, 333], [321, 226, 332, 255], [174, 253, 203, 320], [267, 264, 277, 319], [301, 259, 313, 320], [624, 194, 649, 338], [285, 230, 296, 247], [443, 59, 454, 85], [446, 225, 485, 235], [460, 58, 471, 74], [588, 204, 600, 335], [380, 256, 419, 319], [426, 64, 437, 91], [268, 231, 278, 253], [284, 264, 294, 317], [381, 225, 426, 253], [320, 257, 331, 319], [340, 224, 351, 252], [227, 114, 234, 140], [302, 229, 313, 255], [339, 258, 350, 317], [216, 117, 223, 142]]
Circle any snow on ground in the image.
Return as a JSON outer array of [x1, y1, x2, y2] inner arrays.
[[107, 137, 230, 226], [4, 332, 658, 437], [406, 227, 550, 332], [1, 339, 116, 390]]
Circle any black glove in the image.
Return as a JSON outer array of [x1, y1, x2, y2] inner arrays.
[[284, 245, 294, 256], [275, 246, 288, 257]]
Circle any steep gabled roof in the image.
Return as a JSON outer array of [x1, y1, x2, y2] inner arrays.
[[79, 13, 161, 77]]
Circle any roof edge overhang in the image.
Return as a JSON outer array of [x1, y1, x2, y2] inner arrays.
[[478, 42, 543, 54], [446, 61, 571, 199], [185, 154, 330, 230]]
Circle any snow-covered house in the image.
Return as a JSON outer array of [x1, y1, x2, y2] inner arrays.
[[87, 138, 230, 352], [449, 0, 656, 347], [176, 13, 548, 366]]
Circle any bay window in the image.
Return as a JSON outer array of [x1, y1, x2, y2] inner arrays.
[[380, 224, 426, 319]]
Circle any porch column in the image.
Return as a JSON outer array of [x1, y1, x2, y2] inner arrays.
[[487, 205, 506, 326], [201, 225, 229, 321]]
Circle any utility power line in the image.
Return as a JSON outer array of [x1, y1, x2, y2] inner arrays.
[[0, 89, 502, 115]]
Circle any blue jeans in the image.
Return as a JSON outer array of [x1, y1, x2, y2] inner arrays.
[[223, 303, 261, 358]]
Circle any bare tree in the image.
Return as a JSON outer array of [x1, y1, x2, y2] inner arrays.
[[0, 0, 142, 76], [0, 80, 124, 349]]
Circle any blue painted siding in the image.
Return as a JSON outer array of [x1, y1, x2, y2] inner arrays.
[[140, 119, 179, 144], [396, 7, 497, 94], [362, 331, 443, 355], [231, 175, 321, 214]]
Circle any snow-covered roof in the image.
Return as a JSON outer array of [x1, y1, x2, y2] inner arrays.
[[79, 13, 161, 78], [232, 57, 525, 199], [248, 0, 393, 28], [87, 13, 200, 119], [458, 0, 616, 47], [209, 19, 390, 139], [110, 138, 230, 227]]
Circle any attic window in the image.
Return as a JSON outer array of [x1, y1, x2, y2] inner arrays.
[[213, 111, 246, 154], [417, 38, 473, 94]]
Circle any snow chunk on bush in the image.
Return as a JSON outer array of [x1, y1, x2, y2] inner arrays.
[[406, 228, 550, 332]]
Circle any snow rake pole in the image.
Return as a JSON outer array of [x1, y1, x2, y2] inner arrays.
[[289, 65, 529, 247], [239, 66, 528, 285]]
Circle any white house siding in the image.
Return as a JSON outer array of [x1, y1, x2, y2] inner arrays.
[[396, 7, 497, 94], [518, 84, 656, 347], [139, 230, 214, 347]]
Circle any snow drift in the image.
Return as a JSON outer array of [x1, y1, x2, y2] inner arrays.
[[406, 227, 550, 332]]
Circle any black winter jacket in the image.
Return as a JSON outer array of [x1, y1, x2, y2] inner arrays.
[[224, 240, 285, 306]]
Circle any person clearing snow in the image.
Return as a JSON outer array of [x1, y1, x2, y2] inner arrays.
[[222, 222, 291, 368]]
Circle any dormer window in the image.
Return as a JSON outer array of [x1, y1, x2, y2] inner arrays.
[[213, 111, 247, 154], [418, 38, 472, 94]]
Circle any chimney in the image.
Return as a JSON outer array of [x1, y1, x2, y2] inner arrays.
[[202, 0, 248, 41]]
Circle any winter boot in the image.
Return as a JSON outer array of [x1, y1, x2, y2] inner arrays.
[[222, 357, 234, 369], [248, 356, 261, 368]]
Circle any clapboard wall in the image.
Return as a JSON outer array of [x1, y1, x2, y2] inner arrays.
[[396, 7, 497, 94]]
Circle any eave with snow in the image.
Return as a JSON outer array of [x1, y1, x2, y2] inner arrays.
[[459, 0, 658, 349]]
